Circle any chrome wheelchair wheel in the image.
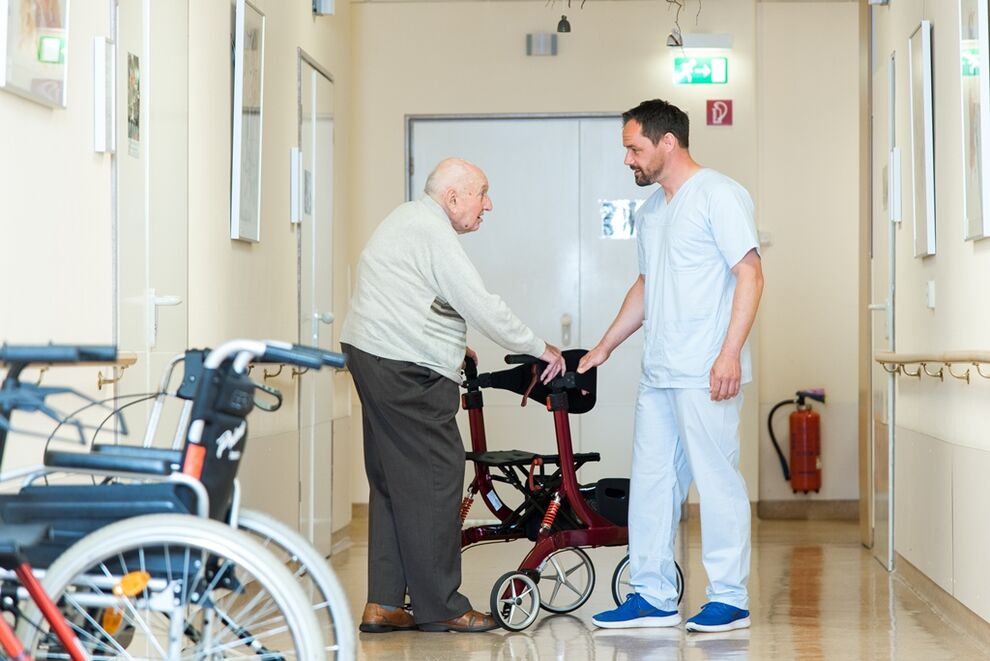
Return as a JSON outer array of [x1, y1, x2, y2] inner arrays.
[[237, 507, 355, 659], [19, 514, 324, 659]]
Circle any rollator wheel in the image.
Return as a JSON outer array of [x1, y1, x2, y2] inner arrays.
[[237, 508, 355, 659], [611, 554, 685, 607], [18, 514, 324, 660], [490, 571, 540, 631], [537, 547, 595, 613]]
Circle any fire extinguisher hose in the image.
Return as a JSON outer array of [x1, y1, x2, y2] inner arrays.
[[768, 398, 796, 481]]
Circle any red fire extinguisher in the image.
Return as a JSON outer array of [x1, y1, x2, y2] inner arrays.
[[768, 389, 826, 493]]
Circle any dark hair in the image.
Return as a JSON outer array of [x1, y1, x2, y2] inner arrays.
[[622, 99, 690, 148]]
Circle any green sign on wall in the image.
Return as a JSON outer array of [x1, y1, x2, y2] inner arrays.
[[674, 57, 728, 85], [962, 47, 980, 77]]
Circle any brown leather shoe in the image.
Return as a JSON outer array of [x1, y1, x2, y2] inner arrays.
[[418, 609, 499, 633], [359, 603, 417, 633]]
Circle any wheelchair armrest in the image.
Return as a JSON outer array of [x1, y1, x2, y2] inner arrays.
[[0, 523, 52, 564], [44, 449, 175, 477], [91, 444, 183, 467]]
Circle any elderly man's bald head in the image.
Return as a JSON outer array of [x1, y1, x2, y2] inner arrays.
[[424, 158, 485, 199], [424, 158, 493, 234]]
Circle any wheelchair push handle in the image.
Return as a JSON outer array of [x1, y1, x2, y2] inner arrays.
[[204, 340, 345, 371], [0, 344, 117, 365], [259, 344, 324, 369], [265, 344, 346, 369]]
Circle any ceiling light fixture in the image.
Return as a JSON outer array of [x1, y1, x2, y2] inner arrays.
[[557, 15, 571, 33]]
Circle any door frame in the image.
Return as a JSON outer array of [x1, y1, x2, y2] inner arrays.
[[405, 113, 617, 202], [296, 47, 336, 548]]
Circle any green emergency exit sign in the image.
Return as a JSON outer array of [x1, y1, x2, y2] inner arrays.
[[674, 57, 728, 85], [962, 47, 980, 77]]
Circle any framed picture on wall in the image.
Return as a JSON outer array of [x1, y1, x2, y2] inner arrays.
[[909, 21, 936, 257], [230, 0, 266, 242], [0, 0, 71, 108], [959, 0, 990, 240]]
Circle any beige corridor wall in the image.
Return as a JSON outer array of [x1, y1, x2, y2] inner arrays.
[[0, 0, 355, 529], [187, 0, 354, 529], [756, 2, 861, 503], [0, 0, 113, 471], [873, 0, 990, 624]]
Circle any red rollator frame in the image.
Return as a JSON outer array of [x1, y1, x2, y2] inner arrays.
[[458, 351, 683, 631]]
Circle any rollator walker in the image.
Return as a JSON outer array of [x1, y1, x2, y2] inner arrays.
[[458, 350, 684, 631]]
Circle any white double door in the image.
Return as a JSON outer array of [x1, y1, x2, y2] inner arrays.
[[409, 117, 645, 482]]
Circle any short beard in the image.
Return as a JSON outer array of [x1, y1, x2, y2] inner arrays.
[[632, 169, 654, 187]]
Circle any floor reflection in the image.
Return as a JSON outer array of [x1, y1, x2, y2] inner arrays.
[[332, 514, 990, 660]]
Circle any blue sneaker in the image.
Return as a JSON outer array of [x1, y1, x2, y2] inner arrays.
[[684, 602, 751, 632], [591, 593, 681, 629]]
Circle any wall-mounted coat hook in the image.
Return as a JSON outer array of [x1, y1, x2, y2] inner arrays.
[[946, 363, 970, 383], [291, 366, 309, 378], [921, 362, 943, 381], [97, 363, 131, 390], [263, 363, 284, 381]]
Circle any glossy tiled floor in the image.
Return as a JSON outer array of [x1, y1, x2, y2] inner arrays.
[[330, 512, 989, 660]]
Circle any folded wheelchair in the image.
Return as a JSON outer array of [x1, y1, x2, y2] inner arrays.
[[458, 350, 683, 631], [0, 340, 354, 659]]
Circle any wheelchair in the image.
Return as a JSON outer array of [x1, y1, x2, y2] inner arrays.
[[0, 340, 353, 659]]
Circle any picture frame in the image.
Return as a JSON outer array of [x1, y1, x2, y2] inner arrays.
[[909, 21, 936, 257], [230, 0, 265, 242], [0, 0, 71, 108], [959, 0, 990, 240]]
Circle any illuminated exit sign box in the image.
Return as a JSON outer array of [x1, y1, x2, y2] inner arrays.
[[674, 57, 728, 85]]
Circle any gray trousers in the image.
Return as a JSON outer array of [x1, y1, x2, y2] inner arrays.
[[342, 344, 471, 624]]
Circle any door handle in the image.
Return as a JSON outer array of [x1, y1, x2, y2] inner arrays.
[[561, 313, 572, 347], [148, 289, 183, 348], [311, 311, 334, 346]]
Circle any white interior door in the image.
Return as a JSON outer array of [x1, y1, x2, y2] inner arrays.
[[115, 0, 188, 443], [870, 53, 897, 570], [298, 55, 335, 553], [410, 118, 581, 460], [409, 116, 761, 511]]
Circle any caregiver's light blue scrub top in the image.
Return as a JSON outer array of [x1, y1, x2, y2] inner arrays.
[[635, 168, 760, 389]]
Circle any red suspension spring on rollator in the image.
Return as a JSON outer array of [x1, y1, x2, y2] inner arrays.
[[540, 492, 562, 534], [459, 487, 476, 523]]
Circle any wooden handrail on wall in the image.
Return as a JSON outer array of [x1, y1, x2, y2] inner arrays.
[[874, 352, 990, 383]]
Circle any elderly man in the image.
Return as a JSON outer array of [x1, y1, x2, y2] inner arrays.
[[341, 158, 565, 634]]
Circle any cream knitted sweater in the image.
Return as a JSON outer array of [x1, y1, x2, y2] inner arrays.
[[340, 196, 546, 382]]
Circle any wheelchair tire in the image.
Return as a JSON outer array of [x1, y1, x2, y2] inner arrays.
[[237, 508, 355, 659], [18, 514, 325, 659]]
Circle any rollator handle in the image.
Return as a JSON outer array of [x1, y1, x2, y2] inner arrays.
[[504, 354, 542, 366]]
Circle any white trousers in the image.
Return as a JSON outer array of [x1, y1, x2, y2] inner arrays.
[[628, 385, 751, 611]]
